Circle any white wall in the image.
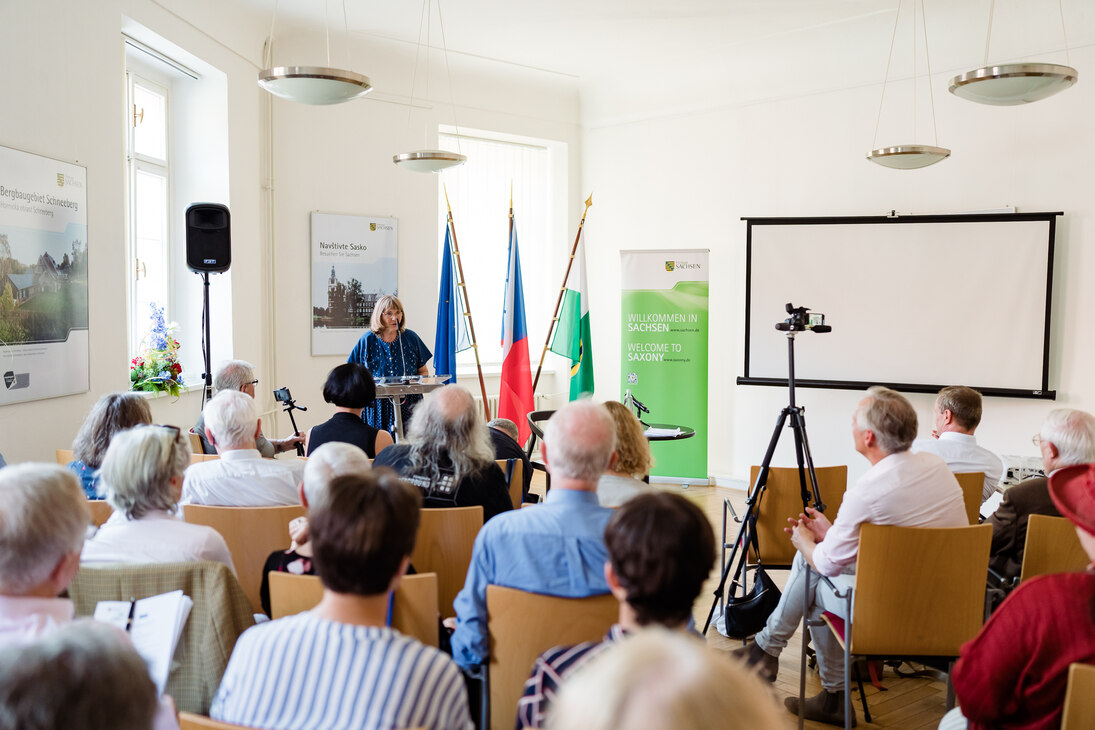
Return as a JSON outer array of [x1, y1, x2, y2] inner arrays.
[[583, 42, 1095, 485], [0, 0, 580, 462]]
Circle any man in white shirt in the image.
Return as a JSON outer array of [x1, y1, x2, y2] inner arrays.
[[911, 385, 1003, 501], [181, 390, 303, 506], [733, 386, 967, 726]]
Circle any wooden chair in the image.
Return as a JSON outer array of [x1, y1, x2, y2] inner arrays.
[[1019, 514, 1089, 582], [268, 571, 440, 647], [187, 431, 204, 454], [86, 499, 113, 527], [953, 472, 985, 525], [742, 465, 848, 567], [178, 714, 250, 730], [411, 505, 483, 615], [486, 585, 618, 730], [55, 448, 74, 465], [182, 504, 306, 613], [190, 454, 220, 464], [496, 458, 524, 508], [810, 523, 992, 728], [1062, 662, 1095, 730]]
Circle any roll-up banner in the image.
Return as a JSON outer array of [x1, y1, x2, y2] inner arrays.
[[620, 250, 709, 482]]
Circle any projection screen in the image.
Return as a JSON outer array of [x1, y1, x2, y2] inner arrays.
[[739, 213, 1058, 399]]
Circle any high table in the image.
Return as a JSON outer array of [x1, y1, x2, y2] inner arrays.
[[374, 376, 450, 440]]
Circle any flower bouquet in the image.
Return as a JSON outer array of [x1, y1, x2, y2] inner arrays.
[[130, 303, 184, 397]]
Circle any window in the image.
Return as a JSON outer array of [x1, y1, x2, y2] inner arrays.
[[123, 31, 232, 384], [437, 129, 567, 372]]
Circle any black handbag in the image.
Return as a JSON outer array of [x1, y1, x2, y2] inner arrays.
[[722, 517, 782, 639]]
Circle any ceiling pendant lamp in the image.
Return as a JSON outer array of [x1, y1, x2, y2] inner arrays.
[[258, 0, 372, 106], [393, 0, 467, 173], [949, 0, 1077, 106], [867, 0, 950, 169]]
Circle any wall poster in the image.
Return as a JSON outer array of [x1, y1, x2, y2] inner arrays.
[[620, 249, 709, 481], [0, 144, 89, 406], [311, 212, 398, 356]]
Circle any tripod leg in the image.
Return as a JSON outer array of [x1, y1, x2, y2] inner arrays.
[[790, 409, 827, 514]]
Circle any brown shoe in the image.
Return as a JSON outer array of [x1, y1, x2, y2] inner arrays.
[[784, 689, 856, 727], [730, 642, 779, 683]]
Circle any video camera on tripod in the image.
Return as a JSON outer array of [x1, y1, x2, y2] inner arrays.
[[273, 387, 307, 457], [775, 302, 831, 333]]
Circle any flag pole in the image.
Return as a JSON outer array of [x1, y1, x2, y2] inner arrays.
[[444, 184, 491, 420], [532, 194, 592, 393]]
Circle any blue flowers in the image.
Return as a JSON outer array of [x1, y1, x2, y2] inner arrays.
[[131, 302, 183, 397]]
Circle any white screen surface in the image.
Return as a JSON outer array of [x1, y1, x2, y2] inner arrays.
[[743, 216, 1055, 396]]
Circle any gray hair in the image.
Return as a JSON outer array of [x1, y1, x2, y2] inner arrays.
[[213, 359, 256, 392], [405, 385, 495, 484], [71, 392, 152, 468], [0, 464, 89, 595], [855, 386, 918, 455], [99, 426, 189, 520], [204, 389, 259, 449], [543, 400, 617, 482], [302, 442, 372, 508], [488, 417, 520, 443], [0, 621, 158, 730], [1040, 409, 1095, 467]]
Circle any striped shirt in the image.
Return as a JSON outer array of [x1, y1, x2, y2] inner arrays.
[[211, 612, 472, 730]]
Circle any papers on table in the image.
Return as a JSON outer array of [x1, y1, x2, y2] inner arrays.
[[93, 590, 192, 695], [644, 426, 682, 438]]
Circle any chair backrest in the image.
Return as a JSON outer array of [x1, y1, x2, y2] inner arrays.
[[1062, 662, 1095, 730], [86, 499, 113, 527], [496, 458, 524, 508], [748, 465, 848, 565], [182, 504, 306, 613], [1020, 514, 1089, 582], [953, 472, 984, 525], [410, 505, 484, 615], [69, 561, 254, 715], [486, 585, 617, 730], [190, 454, 220, 463], [55, 448, 74, 465], [850, 523, 992, 656], [267, 571, 440, 647], [178, 713, 251, 730], [187, 431, 204, 454]]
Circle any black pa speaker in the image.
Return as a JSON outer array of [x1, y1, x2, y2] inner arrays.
[[186, 203, 231, 273]]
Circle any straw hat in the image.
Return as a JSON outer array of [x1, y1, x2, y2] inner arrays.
[[1048, 463, 1095, 536]]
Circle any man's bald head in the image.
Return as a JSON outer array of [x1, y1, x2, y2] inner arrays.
[[543, 401, 617, 487]]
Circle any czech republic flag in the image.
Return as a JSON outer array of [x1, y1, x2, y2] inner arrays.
[[499, 211, 534, 445]]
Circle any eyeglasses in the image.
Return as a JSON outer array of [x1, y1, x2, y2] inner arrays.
[[248, 379, 259, 386], [1032, 434, 1043, 447]]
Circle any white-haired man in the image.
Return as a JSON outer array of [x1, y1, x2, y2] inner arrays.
[[193, 359, 303, 457], [182, 390, 304, 507], [374, 385, 513, 521], [734, 386, 967, 726], [988, 408, 1095, 581], [911, 385, 1003, 501], [448, 400, 617, 670]]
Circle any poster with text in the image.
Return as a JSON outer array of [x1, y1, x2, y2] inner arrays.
[[620, 249, 709, 481], [311, 212, 398, 356], [0, 145, 89, 406]]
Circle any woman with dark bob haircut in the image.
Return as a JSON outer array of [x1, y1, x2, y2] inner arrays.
[[305, 363, 394, 458]]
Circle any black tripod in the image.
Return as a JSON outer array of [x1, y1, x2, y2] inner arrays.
[[274, 388, 308, 457], [702, 309, 830, 635]]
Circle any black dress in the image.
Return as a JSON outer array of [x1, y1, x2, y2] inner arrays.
[[307, 411, 381, 458]]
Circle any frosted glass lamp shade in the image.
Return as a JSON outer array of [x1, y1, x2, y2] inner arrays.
[[392, 150, 468, 173], [867, 145, 951, 169], [949, 63, 1077, 106], [258, 66, 373, 105]]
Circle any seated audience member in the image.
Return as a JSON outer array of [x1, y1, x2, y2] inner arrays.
[[81, 425, 234, 570], [597, 401, 654, 507], [305, 363, 394, 458], [517, 492, 715, 727], [374, 384, 513, 521], [940, 462, 1095, 730], [211, 471, 472, 730], [987, 408, 1095, 582], [449, 400, 616, 670], [0, 464, 178, 730], [181, 390, 304, 506], [193, 359, 303, 456], [548, 629, 783, 730], [734, 386, 966, 726], [911, 385, 1003, 501], [0, 622, 159, 730], [488, 417, 533, 501], [68, 392, 152, 498], [258, 442, 372, 615]]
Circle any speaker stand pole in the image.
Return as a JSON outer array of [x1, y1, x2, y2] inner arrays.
[[201, 272, 213, 405]]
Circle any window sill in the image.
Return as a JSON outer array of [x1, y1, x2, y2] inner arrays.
[[133, 382, 205, 400]]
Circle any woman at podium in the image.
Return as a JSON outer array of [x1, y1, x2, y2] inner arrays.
[[347, 294, 432, 434]]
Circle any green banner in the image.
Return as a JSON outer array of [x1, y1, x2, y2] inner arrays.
[[620, 250, 709, 481]]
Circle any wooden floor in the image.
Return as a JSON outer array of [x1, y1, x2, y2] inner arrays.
[[527, 474, 951, 729]]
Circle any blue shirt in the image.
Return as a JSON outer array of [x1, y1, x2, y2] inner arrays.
[[66, 460, 102, 500], [347, 329, 432, 433], [449, 489, 612, 669]]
